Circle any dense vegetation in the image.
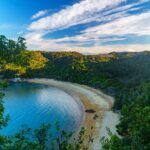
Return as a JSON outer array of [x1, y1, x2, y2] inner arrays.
[[0, 35, 150, 149]]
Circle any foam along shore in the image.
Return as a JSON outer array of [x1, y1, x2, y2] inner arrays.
[[24, 78, 119, 150]]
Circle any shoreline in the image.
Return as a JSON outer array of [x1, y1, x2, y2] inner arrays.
[[12, 78, 119, 149]]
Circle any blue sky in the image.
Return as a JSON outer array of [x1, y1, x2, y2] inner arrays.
[[0, 0, 150, 54]]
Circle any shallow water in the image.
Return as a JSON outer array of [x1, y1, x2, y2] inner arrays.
[[1, 82, 82, 137]]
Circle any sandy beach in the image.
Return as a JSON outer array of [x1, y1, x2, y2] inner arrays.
[[24, 78, 119, 150]]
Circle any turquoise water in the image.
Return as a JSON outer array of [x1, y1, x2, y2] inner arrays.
[[1, 82, 82, 137]]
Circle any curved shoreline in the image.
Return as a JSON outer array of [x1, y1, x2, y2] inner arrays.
[[16, 78, 118, 150]]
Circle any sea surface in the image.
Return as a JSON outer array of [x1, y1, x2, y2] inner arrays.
[[1, 82, 82, 138]]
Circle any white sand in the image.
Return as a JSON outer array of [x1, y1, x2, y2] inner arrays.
[[24, 78, 119, 150]]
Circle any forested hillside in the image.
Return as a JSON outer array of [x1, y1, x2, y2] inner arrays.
[[0, 35, 150, 149]]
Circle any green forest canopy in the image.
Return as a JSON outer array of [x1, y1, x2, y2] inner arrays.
[[0, 35, 150, 149]]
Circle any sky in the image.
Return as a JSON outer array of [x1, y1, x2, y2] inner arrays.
[[0, 0, 150, 54]]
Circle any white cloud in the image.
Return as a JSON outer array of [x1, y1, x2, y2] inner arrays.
[[25, 0, 150, 54], [28, 41, 150, 54], [31, 10, 49, 19], [28, 0, 125, 31], [29, 10, 150, 45], [83, 11, 150, 36], [25, 29, 150, 54]]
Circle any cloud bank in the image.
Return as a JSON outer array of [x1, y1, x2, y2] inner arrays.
[[25, 0, 150, 54]]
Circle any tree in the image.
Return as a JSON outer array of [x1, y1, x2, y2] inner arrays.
[[16, 37, 26, 51], [0, 35, 8, 57]]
